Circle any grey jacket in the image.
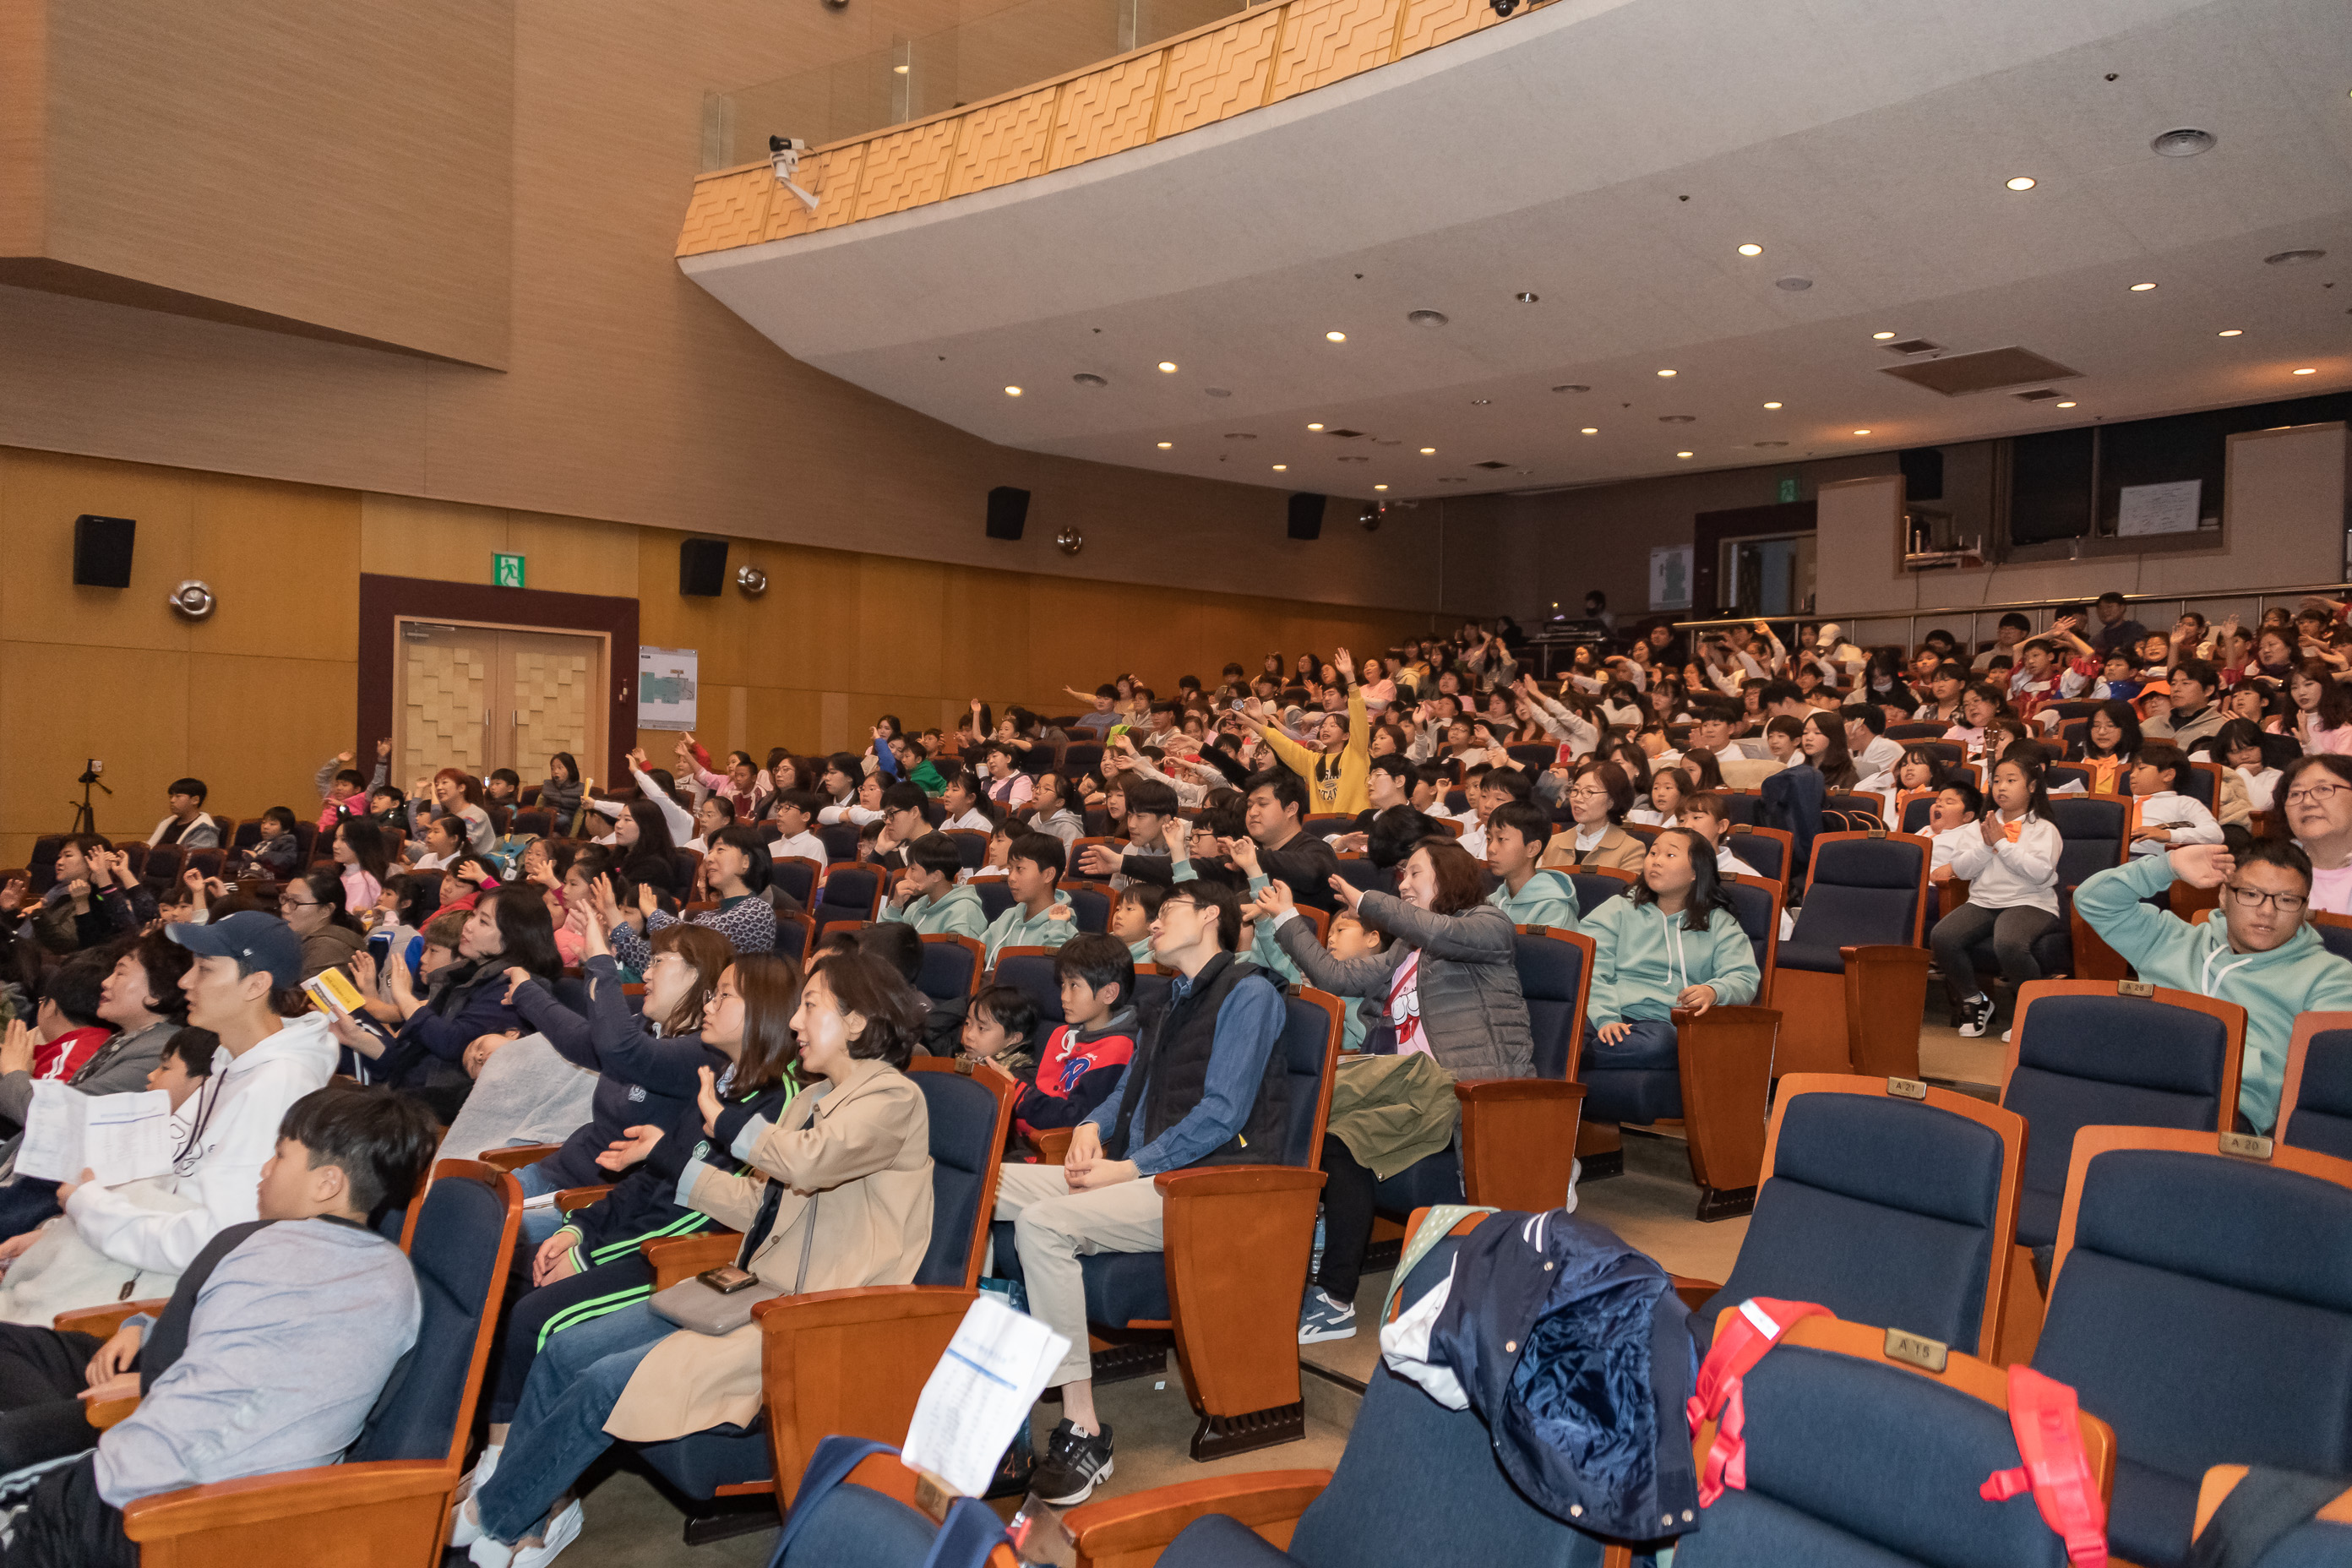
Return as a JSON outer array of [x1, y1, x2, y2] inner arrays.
[[1273, 896, 1534, 1079]]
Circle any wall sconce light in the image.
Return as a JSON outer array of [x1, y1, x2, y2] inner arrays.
[[167, 580, 216, 620]]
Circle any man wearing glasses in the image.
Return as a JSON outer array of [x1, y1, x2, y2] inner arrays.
[[989, 879, 1288, 1507], [2077, 838, 2352, 1134]]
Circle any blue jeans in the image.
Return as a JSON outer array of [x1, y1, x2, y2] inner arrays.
[[476, 1299, 675, 1544], [514, 1161, 570, 1246]]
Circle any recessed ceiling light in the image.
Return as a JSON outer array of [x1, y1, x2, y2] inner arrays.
[[1272, 464, 1287, 471], [1306, 422, 1324, 430], [1762, 401, 1783, 409], [1853, 428, 1872, 435], [1156, 441, 1172, 448], [1656, 368, 1677, 378], [1419, 447, 1436, 455], [2055, 400, 2077, 409], [1736, 243, 1763, 257], [1581, 427, 1598, 435], [1470, 398, 1490, 406], [1374, 484, 1388, 491], [1325, 331, 1346, 342], [1407, 309, 1449, 328], [1004, 386, 1021, 396], [1872, 331, 1897, 340], [1658, 415, 1695, 423], [2129, 282, 2157, 291], [2151, 128, 2216, 158], [2295, 368, 2318, 375], [1514, 292, 1539, 303], [892, 63, 909, 73], [2006, 176, 2037, 191], [1676, 451, 1695, 459], [1157, 361, 1178, 372], [2218, 329, 2244, 337]]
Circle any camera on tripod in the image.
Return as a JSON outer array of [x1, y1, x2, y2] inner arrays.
[[77, 759, 105, 786]]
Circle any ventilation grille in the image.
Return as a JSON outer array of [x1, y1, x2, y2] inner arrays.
[[1882, 347, 2081, 397], [1883, 338, 1942, 356], [1325, 428, 1365, 439], [1472, 460, 1511, 470], [2013, 388, 2066, 402]]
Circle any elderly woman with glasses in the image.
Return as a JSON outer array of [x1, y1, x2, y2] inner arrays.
[[2076, 839, 2352, 1135], [2278, 754, 2352, 916]]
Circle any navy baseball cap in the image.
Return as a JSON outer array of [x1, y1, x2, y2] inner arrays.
[[168, 911, 305, 989]]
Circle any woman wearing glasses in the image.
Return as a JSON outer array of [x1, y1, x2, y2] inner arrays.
[[2277, 754, 2352, 916], [1536, 760, 1647, 873], [2077, 839, 2352, 1134]]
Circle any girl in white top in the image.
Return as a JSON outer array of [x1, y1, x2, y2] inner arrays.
[[2214, 721, 2280, 814], [1513, 675, 1601, 762], [1928, 749, 2065, 1039], [1627, 767, 1689, 827], [2126, 747, 2224, 859]]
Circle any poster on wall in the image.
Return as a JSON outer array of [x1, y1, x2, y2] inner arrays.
[[1648, 545, 1693, 612], [637, 646, 698, 729], [2115, 479, 2203, 536]]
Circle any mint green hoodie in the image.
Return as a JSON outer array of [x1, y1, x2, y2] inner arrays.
[[880, 883, 988, 941], [1583, 894, 1760, 1026], [2074, 854, 2352, 1131], [1486, 869, 1581, 933]]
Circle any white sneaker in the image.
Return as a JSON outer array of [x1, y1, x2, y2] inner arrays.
[[1957, 994, 1997, 1038], [449, 1446, 501, 1547], [509, 1500, 584, 1568]]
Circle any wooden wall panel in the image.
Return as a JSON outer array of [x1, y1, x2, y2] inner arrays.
[[0, 449, 195, 654], [503, 511, 641, 600], [191, 474, 362, 659], [358, 493, 506, 580], [0, 0, 44, 256], [938, 568, 1032, 702], [854, 555, 948, 697], [1154, 10, 1282, 139], [635, 528, 757, 689], [185, 653, 356, 820], [1045, 57, 1164, 173], [1268, 0, 1402, 104], [0, 640, 191, 860]]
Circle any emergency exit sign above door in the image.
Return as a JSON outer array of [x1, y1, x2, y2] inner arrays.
[[493, 553, 525, 588]]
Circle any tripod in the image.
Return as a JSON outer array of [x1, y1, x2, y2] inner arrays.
[[68, 768, 112, 836]]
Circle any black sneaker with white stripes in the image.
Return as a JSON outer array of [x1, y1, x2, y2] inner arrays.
[[1957, 992, 1998, 1038], [1032, 1418, 1114, 1506]]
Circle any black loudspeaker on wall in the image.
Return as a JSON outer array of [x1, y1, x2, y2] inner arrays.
[[986, 486, 1030, 541], [72, 514, 137, 588], [678, 537, 728, 596], [1286, 492, 1326, 541], [1897, 447, 1945, 503]]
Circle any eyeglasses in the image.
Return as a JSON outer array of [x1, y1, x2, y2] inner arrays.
[[280, 898, 319, 909], [2285, 783, 2349, 808], [2224, 885, 2308, 914]]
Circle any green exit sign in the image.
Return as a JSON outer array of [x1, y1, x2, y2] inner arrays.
[[493, 553, 525, 588], [1778, 476, 1799, 504]]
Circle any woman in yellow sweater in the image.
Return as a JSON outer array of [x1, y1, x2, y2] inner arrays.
[[1239, 645, 1373, 815]]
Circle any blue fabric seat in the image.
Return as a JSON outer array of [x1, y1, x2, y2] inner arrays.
[[2317, 923, 2352, 966], [770, 1474, 940, 1568], [1778, 836, 1925, 976], [1514, 929, 1588, 1081], [814, 863, 883, 928], [1152, 1229, 1604, 1568], [770, 857, 817, 906], [2032, 1147, 2352, 1568], [2000, 994, 2233, 1248], [915, 936, 978, 1003], [1727, 828, 1785, 883], [992, 952, 1066, 1026], [1696, 1091, 2006, 1356], [1718, 879, 1777, 973], [1717, 792, 1762, 827], [1064, 886, 1111, 934], [2284, 1026, 2352, 1159], [637, 1067, 1006, 1504], [1964, 797, 2125, 980], [991, 993, 1333, 1331], [818, 823, 862, 863], [1568, 872, 1631, 918], [1673, 1345, 2074, 1567], [975, 880, 1016, 921], [347, 1165, 514, 1464]]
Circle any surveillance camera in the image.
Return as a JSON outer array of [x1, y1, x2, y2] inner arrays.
[[769, 135, 811, 155], [1358, 504, 1380, 531]]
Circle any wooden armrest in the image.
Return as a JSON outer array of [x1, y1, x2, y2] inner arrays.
[[553, 1186, 607, 1213], [643, 1229, 741, 1290], [1027, 1126, 1074, 1166], [1668, 1274, 1721, 1312], [121, 1459, 455, 1541], [476, 1143, 562, 1173], [1068, 1470, 1333, 1568], [1451, 1077, 1588, 1103], [54, 1299, 171, 1337], [84, 1394, 139, 1430]]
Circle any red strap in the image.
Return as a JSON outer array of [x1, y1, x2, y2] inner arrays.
[[1979, 1364, 2108, 1568], [1685, 1298, 1831, 1505]]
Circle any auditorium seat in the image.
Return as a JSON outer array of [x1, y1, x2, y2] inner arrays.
[[2279, 1013, 2352, 1160], [2030, 1127, 2352, 1567], [1770, 831, 1930, 1077], [770, 855, 820, 908], [1566, 866, 1635, 917], [1725, 824, 1791, 884], [813, 862, 885, 926], [1678, 1075, 2023, 1358], [915, 933, 984, 1002]]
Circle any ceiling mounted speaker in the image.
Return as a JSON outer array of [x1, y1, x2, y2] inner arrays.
[[1286, 492, 1326, 541], [2150, 128, 2215, 157]]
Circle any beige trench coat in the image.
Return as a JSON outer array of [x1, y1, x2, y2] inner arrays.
[[602, 1057, 934, 1442]]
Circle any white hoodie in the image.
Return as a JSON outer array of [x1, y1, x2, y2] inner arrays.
[[66, 1011, 338, 1277], [1941, 812, 2062, 916]]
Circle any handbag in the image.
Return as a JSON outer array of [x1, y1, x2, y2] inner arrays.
[[647, 1194, 815, 1336]]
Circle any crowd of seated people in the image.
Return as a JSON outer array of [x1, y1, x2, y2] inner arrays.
[[0, 600, 2350, 1560]]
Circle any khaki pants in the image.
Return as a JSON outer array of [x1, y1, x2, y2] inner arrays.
[[993, 1163, 1165, 1386]]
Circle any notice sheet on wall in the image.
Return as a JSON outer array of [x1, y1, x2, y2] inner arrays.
[[637, 646, 698, 729]]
